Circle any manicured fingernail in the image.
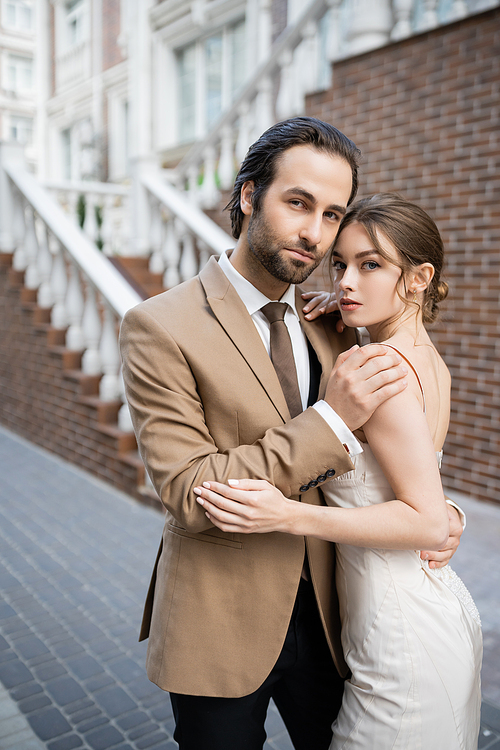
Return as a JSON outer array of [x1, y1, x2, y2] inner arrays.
[[305, 314, 311, 320], [303, 305, 310, 312], [228, 479, 239, 486], [205, 512, 210, 519], [196, 497, 204, 505], [193, 487, 201, 495], [422, 553, 428, 559], [203, 482, 210, 489], [401, 366, 408, 373]]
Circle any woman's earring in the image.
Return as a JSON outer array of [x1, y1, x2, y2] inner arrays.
[[412, 289, 417, 303]]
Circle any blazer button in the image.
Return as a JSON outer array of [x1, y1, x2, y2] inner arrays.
[[326, 469, 336, 478], [300, 485, 310, 493], [317, 475, 326, 483], [309, 480, 318, 488]]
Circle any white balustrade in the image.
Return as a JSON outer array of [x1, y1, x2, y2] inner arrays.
[[148, 195, 164, 274], [12, 192, 28, 272], [83, 191, 98, 245], [178, 223, 198, 282]]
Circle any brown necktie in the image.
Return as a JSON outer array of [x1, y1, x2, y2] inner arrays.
[[261, 302, 302, 418]]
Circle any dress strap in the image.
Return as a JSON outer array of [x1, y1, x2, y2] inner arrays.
[[383, 344, 426, 413]]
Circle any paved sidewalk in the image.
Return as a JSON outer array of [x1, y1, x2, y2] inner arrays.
[[0, 425, 499, 750]]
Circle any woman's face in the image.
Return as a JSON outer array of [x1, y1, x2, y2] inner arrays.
[[332, 222, 407, 340]]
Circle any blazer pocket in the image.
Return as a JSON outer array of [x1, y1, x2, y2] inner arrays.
[[167, 523, 242, 549]]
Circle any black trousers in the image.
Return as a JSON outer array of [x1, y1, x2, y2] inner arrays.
[[170, 578, 345, 750]]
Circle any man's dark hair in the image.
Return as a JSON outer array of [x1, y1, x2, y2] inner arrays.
[[224, 117, 361, 239]]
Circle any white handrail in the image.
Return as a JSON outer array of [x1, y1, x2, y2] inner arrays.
[[5, 164, 142, 318], [141, 171, 234, 256]]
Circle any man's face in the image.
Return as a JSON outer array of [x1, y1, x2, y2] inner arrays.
[[244, 145, 353, 288]]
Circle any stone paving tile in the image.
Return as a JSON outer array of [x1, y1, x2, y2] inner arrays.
[[0, 425, 498, 750]]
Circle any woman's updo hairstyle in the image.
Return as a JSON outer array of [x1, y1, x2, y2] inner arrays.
[[331, 193, 449, 323]]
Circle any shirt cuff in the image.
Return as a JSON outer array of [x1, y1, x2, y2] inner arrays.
[[446, 499, 466, 530], [312, 401, 364, 457]]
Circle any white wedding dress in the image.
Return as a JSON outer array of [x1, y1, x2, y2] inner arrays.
[[322, 354, 482, 750]]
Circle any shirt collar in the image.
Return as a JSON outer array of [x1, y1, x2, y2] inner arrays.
[[218, 251, 299, 318]]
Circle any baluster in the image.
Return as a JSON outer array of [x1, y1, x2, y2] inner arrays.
[[37, 223, 53, 309], [162, 217, 181, 288], [218, 126, 234, 191], [416, 0, 439, 31], [148, 195, 164, 274], [449, 0, 468, 20], [253, 76, 273, 141], [276, 49, 295, 120], [23, 207, 40, 291], [81, 283, 102, 375], [50, 242, 68, 329], [257, 0, 272, 64], [391, 0, 413, 39], [99, 306, 121, 401], [117, 370, 134, 432], [68, 190, 80, 227], [178, 223, 198, 281], [117, 193, 130, 255], [100, 194, 114, 256], [236, 102, 251, 163], [83, 192, 98, 244], [198, 240, 211, 271], [199, 145, 219, 209], [65, 261, 85, 351], [326, 0, 343, 61], [187, 164, 200, 205], [12, 193, 27, 272], [302, 21, 319, 95]]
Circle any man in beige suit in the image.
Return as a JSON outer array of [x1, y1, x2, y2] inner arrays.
[[120, 118, 462, 749]]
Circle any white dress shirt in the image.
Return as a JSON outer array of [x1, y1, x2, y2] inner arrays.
[[218, 251, 362, 457]]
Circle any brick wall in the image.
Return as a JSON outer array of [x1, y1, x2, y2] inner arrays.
[[305, 8, 500, 502], [103, 0, 124, 71], [0, 260, 146, 502]]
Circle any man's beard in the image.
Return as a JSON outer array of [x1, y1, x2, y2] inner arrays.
[[247, 206, 322, 285]]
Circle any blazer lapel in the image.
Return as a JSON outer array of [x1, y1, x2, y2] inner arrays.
[[200, 258, 291, 422]]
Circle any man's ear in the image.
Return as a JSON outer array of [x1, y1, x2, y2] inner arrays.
[[409, 263, 435, 294], [240, 181, 255, 216]]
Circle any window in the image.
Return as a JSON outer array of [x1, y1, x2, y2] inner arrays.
[[6, 54, 33, 91], [10, 115, 33, 145], [65, 0, 86, 48], [175, 19, 246, 144], [3, 0, 33, 31]]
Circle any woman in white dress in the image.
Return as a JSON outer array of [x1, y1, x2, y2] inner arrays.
[[193, 194, 482, 749]]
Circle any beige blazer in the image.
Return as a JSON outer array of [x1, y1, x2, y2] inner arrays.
[[120, 257, 356, 698]]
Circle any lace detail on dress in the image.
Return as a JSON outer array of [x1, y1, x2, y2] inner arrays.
[[424, 562, 481, 626]]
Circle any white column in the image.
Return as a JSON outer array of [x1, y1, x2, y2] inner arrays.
[[253, 76, 273, 142], [12, 191, 27, 271], [236, 102, 251, 163], [83, 192, 98, 244], [36, 0, 50, 180], [130, 155, 156, 256], [326, 0, 344, 62], [100, 193, 114, 255]]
